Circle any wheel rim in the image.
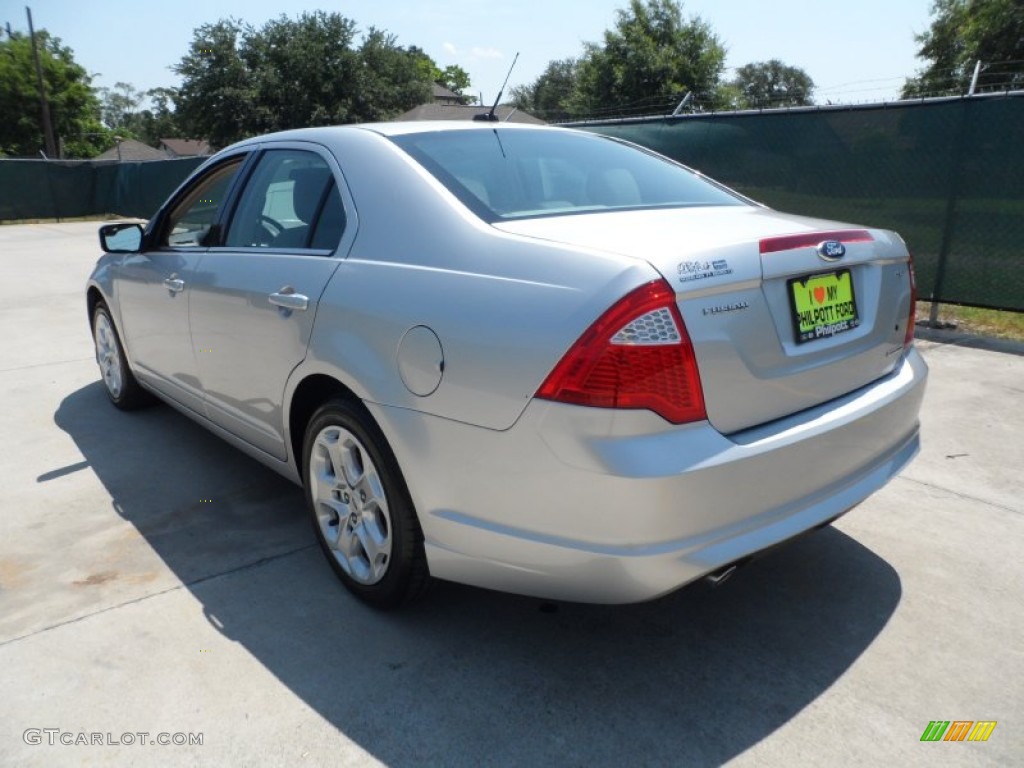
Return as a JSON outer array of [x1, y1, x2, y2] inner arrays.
[[93, 313, 123, 398], [309, 425, 393, 585]]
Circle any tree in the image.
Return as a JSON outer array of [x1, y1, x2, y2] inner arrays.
[[902, 0, 1024, 97], [510, 58, 579, 121], [98, 81, 144, 131], [137, 87, 183, 145], [97, 84, 183, 146], [439, 65, 473, 98], [0, 29, 111, 157], [174, 12, 433, 147], [732, 60, 814, 108], [408, 46, 474, 102], [570, 0, 727, 118], [356, 28, 440, 121]]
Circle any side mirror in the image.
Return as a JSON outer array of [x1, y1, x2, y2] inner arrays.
[[99, 222, 144, 253]]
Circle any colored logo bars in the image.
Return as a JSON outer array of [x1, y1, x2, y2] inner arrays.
[[920, 721, 997, 742]]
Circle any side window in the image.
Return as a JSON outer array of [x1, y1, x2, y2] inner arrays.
[[162, 159, 243, 247], [225, 149, 345, 251]]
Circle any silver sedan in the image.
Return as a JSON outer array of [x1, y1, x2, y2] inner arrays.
[[87, 122, 927, 608]]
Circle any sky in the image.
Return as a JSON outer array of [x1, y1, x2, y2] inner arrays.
[[1, 0, 936, 109]]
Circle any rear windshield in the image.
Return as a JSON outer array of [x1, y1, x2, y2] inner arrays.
[[390, 128, 746, 221]]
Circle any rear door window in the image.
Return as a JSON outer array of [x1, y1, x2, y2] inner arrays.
[[225, 149, 346, 251]]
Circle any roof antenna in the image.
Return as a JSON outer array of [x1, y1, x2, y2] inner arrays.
[[475, 52, 519, 122]]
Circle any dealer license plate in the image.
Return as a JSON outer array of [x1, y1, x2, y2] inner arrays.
[[788, 270, 859, 344]]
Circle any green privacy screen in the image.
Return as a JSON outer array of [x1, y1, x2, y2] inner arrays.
[[570, 93, 1024, 312], [0, 157, 204, 222]]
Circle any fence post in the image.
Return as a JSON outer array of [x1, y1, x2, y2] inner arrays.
[[928, 97, 972, 327]]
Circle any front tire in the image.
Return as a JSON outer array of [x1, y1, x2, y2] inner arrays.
[[91, 302, 152, 410], [303, 399, 428, 609]]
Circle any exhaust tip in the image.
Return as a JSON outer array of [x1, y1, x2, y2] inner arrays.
[[704, 563, 740, 587]]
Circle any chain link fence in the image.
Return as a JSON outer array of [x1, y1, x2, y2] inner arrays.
[[0, 157, 204, 222], [568, 92, 1024, 312]]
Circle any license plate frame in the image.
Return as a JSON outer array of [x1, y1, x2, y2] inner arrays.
[[787, 269, 860, 344]]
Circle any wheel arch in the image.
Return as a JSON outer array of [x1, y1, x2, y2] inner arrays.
[[287, 373, 363, 475], [86, 284, 106, 329]]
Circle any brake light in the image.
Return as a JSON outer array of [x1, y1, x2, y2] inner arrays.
[[536, 279, 706, 424], [904, 253, 917, 348], [759, 229, 873, 254]]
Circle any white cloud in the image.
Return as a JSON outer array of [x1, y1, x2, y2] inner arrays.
[[470, 46, 503, 60], [442, 42, 458, 56]]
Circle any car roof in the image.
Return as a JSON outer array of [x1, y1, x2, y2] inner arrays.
[[359, 120, 563, 137], [225, 120, 571, 151]]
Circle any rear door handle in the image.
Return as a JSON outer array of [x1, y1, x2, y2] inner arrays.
[[269, 287, 309, 311], [163, 276, 185, 293]]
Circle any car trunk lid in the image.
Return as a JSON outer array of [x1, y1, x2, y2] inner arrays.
[[495, 206, 915, 434]]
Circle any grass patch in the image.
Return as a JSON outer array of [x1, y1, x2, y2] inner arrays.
[[917, 302, 1024, 341]]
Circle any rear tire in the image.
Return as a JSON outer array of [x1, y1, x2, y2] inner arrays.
[[91, 302, 152, 410], [302, 399, 429, 609]]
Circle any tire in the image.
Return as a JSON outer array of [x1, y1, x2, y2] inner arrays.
[[302, 399, 429, 609], [91, 302, 153, 410]]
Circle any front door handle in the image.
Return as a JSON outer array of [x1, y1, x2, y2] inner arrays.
[[163, 275, 185, 293], [269, 286, 309, 311]]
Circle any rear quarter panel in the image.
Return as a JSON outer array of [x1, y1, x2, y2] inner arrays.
[[301, 129, 656, 431]]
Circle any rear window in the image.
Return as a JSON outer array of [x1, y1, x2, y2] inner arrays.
[[390, 128, 746, 221]]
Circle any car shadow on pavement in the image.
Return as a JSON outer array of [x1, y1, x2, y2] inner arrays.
[[55, 382, 902, 767]]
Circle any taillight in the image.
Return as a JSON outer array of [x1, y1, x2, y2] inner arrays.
[[536, 279, 706, 424], [904, 253, 917, 348]]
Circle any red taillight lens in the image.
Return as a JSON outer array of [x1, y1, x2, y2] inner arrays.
[[904, 254, 917, 348], [536, 279, 706, 424]]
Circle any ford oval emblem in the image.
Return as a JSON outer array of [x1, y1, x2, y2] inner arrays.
[[817, 240, 846, 261]]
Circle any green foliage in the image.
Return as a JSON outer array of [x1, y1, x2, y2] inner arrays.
[[0, 30, 111, 158], [137, 88, 182, 146], [511, 0, 726, 121], [440, 65, 473, 97], [903, 0, 1024, 97], [572, 0, 726, 116], [174, 12, 434, 147], [510, 58, 579, 121], [408, 47, 474, 102], [98, 81, 144, 131], [97, 84, 184, 147], [732, 60, 815, 108]]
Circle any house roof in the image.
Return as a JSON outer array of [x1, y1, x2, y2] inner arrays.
[[94, 139, 168, 162], [393, 103, 545, 125], [159, 138, 212, 157], [432, 83, 462, 102]]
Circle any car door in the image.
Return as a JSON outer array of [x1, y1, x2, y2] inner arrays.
[[115, 156, 247, 413], [188, 144, 352, 460]]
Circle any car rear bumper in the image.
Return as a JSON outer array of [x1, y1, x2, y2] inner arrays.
[[369, 346, 927, 603]]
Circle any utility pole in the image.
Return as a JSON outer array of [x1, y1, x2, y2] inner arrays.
[[26, 6, 58, 158]]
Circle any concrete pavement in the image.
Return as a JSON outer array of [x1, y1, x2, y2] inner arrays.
[[1, 222, 1021, 766]]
